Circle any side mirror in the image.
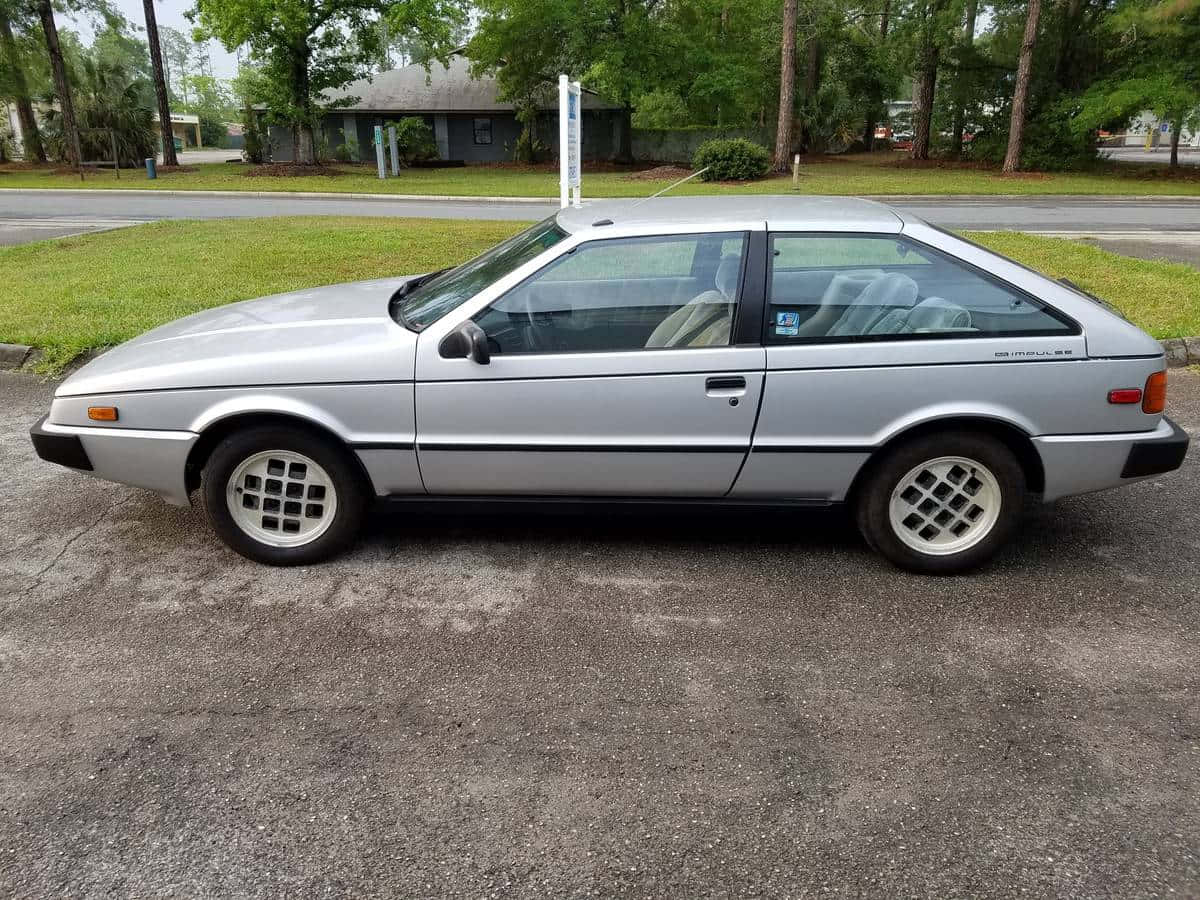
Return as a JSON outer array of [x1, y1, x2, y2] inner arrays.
[[438, 320, 491, 364]]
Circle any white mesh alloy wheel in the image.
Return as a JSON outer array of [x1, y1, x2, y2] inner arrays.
[[887, 455, 1002, 556], [225, 450, 338, 548]]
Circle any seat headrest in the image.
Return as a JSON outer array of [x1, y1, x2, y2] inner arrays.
[[715, 254, 740, 300]]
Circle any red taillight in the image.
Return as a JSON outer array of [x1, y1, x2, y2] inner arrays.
[[1108, 388, 1142, 405], [1143, 371, 1167, 414]]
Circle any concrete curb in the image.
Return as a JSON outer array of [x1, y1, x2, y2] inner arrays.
[[1162, 337, 1200, 367], [0, 342, 31, 369], [1, 187, 1200, 204]]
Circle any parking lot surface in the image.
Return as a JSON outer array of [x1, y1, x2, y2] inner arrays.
[[1, 370, 1198, 897]]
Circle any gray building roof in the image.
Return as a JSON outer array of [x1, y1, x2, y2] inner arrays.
[[317, 53, 620, 114]]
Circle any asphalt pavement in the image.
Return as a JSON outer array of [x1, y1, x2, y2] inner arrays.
[[2, 189, 1200, 234], [1, 369, 1198, 896]]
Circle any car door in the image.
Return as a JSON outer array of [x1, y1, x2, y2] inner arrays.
[[730, 230, 1086, 502], [413, 228, 767, 497]]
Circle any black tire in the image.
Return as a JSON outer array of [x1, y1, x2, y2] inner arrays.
[[201, 424, 370, 565], [855, 431, 1025, 575]]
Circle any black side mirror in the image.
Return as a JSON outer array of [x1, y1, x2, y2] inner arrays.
[[438, 320, 491, 364]]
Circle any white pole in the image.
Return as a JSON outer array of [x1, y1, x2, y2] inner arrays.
[[559, 74, 569, 209], [572, 80, 582, 208]]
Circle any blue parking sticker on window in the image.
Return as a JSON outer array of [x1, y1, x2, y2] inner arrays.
[[776, 311, 799, 327], [775, 325, 799, 337]]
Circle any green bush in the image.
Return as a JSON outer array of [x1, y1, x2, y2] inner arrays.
[[386, 117, 437, 165], [692, 138, 770, 181]]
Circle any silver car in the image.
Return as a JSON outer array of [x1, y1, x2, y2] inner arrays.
[[30, 197, 1188, 573]]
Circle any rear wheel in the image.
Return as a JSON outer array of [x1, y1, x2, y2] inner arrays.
[[201, 425, 369, 565], [855, 432, 1025, 574]]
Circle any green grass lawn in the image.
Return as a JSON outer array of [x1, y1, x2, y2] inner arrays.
[[0, 217, 1195, 372], [3, 154, 1200, 197]]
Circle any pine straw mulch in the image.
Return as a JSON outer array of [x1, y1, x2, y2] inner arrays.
[[623, 165, 694, 181], [243, 163, 348, 177]]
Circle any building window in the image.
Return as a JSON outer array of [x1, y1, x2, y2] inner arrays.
[[473, 118, 493, 145]]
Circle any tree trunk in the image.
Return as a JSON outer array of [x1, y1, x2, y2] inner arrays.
[[1054, 0, 1085, 91], [36, 0, 80, 167], [1169, 116, 1181, 168], [949, 0, 978, 158], [772, 0, 798, 172], [143, 0, 178, 166], [1002, 0, 1041, 174], [0, 11, 46, 162], [862, 0, 891, 152], [910, 46, 938, 160], [800, 37, 822, 150], [615, 102, 633, 163], [296, 124, 315, 165]]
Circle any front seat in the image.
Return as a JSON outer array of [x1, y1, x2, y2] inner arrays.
[[645, 254, 741, 348]]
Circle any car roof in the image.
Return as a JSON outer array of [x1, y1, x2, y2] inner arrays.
[[554, 195, 905, 235]]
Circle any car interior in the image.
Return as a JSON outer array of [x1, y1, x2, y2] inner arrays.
[[470, 233, 1073, 355]]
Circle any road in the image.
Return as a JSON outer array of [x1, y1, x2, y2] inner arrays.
[[1, 368, 1198, 896], [5, 190, 1200, 265]]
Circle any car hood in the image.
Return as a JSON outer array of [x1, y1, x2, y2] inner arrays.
[[58, 276, 421, 397]]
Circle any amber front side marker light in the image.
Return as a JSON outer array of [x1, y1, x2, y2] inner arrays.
[[87, 406, 118, 422]]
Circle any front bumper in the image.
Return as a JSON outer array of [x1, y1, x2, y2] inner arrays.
[[29, 415, 198, 506], [1034, 415, 1190, 501], [30, 415, 93, 471]]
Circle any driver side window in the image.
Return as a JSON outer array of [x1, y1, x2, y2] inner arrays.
[[474, 231, 747, 354]]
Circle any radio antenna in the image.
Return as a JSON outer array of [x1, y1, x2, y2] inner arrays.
[[631, 166, 711, 207]]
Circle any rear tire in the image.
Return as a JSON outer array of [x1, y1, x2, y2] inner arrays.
[[855, 431, 1025, 575], [201, 425, 369, 565]]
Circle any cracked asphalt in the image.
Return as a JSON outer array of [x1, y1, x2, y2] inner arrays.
[[1, 369, 1198, 897]]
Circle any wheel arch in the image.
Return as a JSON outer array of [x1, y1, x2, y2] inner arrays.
[[847, 415, 1045, 506], [184, 411, 373, 496]]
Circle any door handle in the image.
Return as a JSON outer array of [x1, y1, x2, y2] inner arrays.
[[706, 376, 746, 391], [705, 376, 747, 397]]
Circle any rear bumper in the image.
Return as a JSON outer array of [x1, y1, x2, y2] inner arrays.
[[1034, 416, 1190, 501], [1121, 416, 1190, 478], [29, 415, 197, 506]]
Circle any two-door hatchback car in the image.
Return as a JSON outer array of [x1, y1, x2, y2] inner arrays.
[[31, 197, 1188, 572]]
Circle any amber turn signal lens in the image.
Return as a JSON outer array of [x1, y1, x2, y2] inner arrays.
[[87, 406, 118, 422], [1142, 371, 1167, 414]]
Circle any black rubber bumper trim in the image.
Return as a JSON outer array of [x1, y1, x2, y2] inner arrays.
[[1121, 416, 1189, 478], [30, 415, 93, 471]]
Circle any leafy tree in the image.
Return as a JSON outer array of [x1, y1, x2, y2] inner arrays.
[[632, 88, 688, 128], [190, 0, 465, 165], [1070, 0, 1200, 167], [470, 0, 666, 163], [0, 0, 46, 160]]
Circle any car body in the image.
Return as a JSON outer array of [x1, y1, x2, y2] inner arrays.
[[31, 196, 1188, 572]]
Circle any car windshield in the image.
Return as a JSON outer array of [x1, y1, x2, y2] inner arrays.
[[394, 217, 568, 331]]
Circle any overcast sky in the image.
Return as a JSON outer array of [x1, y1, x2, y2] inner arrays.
[[67, 0, 241, 78]]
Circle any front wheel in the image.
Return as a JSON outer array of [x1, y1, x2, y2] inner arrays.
[[855, 432, 1025, 575], [201, 425, 369, 565]]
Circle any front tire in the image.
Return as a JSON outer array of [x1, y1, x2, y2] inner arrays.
[[201, 425, 369, 565], [855, 432, 1025, 575]]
